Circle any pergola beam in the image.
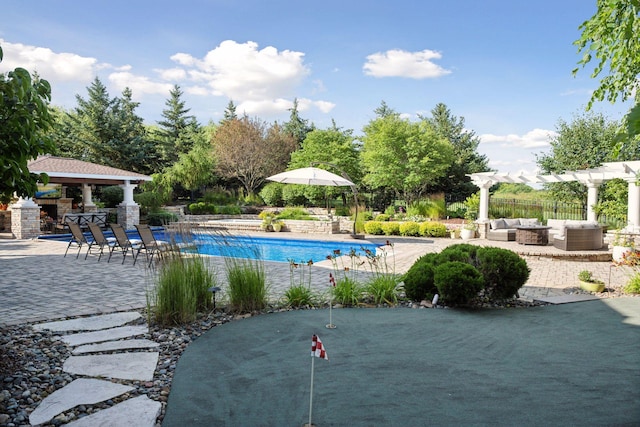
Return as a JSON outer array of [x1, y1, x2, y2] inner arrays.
[[469, 161, 640, 231]]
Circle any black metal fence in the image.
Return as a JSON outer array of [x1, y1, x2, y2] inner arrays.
[[447, 197, 626, 228], [489, 198, 586, 221]]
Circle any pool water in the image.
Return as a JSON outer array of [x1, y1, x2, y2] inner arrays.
[[41, 229, 378, 263], [167, 232, 378, 263]]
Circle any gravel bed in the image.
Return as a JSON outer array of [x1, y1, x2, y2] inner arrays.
[[0, 290, 631, 427]]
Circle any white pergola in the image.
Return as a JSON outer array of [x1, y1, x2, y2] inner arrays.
[[469, 160, 640, 231]]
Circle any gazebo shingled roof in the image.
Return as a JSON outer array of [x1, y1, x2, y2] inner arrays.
[[27, 156, 152, 185]]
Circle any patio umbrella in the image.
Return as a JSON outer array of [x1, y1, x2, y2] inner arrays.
[[266, 166, 362, 238], [266, 167, 354, 187]]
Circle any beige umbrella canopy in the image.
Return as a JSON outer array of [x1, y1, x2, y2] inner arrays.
[[266, 167, 355, 187], [266, 166, 361, 237]]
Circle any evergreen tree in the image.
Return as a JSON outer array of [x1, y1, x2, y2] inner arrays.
[[70, 78, 155, 174], [283, 98, 314, 147], [157, 85, 197, 166], [423, 103, 491, 201], [222, 100, 238, 122]]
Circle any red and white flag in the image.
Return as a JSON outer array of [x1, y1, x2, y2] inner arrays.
[[311, 334, 329, 360]]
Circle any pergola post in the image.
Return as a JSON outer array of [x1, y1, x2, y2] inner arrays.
[[471, 178, 493, 222], [82, 183, 97, 213], [585, 179, 602, 222], [626, 178, 640, 232], [117, 180, 140, 230]]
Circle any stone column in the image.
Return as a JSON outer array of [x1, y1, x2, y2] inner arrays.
[[117, 180, 140, 230], [82, 183, 97, 213], [10, 197, 41, 239], [585, 179, 602, 222]]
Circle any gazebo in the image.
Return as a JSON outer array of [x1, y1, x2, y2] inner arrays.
[[8, 156, 152, 239], [469, 160, 640, 233]]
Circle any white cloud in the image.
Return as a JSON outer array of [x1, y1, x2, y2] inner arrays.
[[156, 67, 187, 81], [479, 128, 556, 149], [296, 98, 336, 114], [0, 39, 98, 82], [108, 71, 174, 97], [363, 49, 451, 79], [164, 40, 310, 102]]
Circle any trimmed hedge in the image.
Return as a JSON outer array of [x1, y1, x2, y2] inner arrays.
[[363, 220, 449, 238], [434, 261, 484, 306], [403, 244, 529, 307]]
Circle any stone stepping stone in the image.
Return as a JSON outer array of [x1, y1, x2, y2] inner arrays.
[[61, 325, 149, 347], [29, 378, 133, 426], [63, 352, 159, 381], [72, 338, 159, 355], [64, 395, 161, 427], [33, 312, 142, 332]]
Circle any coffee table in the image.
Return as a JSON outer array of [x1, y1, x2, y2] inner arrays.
[[515, 225, 551, 245]]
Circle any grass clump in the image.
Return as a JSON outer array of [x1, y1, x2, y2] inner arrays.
[[226, 257, 268, 313], [284, 259, 318, 308], [148, 253, 217, 326]]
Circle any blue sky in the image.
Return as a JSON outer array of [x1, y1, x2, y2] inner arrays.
[[0, 1, 631, 176]]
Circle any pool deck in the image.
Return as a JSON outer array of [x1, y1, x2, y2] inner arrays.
[[0, 231, 633, 326]]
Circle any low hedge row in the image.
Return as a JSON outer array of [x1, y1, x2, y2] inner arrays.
[[364, 220, 448, 237]]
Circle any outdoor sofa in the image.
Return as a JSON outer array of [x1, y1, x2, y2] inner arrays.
[[486, 218, 541, 241], [548, 219, 604, 251]]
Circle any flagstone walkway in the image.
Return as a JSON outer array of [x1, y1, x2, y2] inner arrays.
[[28, 312, 161, 426]]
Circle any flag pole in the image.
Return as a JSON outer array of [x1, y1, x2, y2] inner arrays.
[[308, 355, 315, 427], [326, 274, 336, 329]]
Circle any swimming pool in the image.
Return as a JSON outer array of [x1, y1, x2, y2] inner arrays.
[[40, 229, 378, 263], [170, 232, 378, 263]]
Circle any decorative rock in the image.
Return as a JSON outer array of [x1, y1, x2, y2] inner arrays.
[[33, 312, 142, 332], [29, 378, 134, 425], [61, 325, 149, 347], [72, 339, 159, 355], [64, 395, 161, 427], [63, 352, 159, 381]]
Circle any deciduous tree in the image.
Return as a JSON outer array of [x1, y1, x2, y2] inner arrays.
[[212, 116, 297, 196], [361, 111, 454, 204], [0, 45, 55, 200], [574, 0, 640, 143], [536, 111, 624, 202]]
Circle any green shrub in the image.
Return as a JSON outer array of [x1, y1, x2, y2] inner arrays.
[[476, 247, 530, 300], [148, 254, 216, 325], [419, 221, 448, 237], [399, 221, 421, 236], [243, 193, 264, 206], [334, 206, 350, 216], [134, 191, 164, 214], [384, 205, 396, 216], [202, 187, 236, 205], [380, 221, 400, 236], [434, 261, 484, 306], [437, 243, 479, 265], [362, 211, 374, 221], [188, 202, 216, 215], [147, 210, 178, 226], [217, 205, 242, 215], [281, 184, 308, 206], [277, 207, 312, 220], [332, 276, 364, 306], [375, 214, 391, 221], [402, 253, 439, 301], [259, 183, 284, 207], [226, 257, 268, 313], [364, 221, 384, 235], [100, 186, 124, 208]]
